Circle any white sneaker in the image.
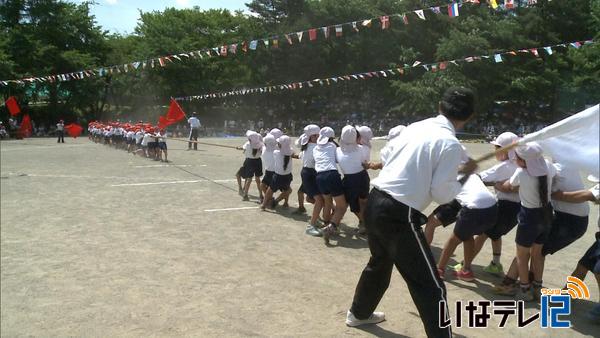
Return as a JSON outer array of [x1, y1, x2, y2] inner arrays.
[[345, 310, 385, 327], [305, 225, 322, 237]]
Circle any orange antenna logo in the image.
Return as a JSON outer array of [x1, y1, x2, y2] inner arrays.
[[564, 276, 590, 300]]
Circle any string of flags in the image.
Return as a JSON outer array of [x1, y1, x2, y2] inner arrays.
[[173, 39, 593, 102], [1, 0, 543, 87]]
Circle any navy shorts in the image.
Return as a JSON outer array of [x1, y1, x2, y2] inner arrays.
[[515, 206, 552, 247], [578, 234, 600, 272], [148, 142, 157, 149], [454, 204, 498, 241], [241, 158, 263, 179], [270, 173, 293, 192], [300, 167, 319, 199], [159, 142, 167, 150], [543, 211, 588, 256], [342, 170, 370, 213], [262, 170, 274, 186], [433, 200, 462, 226], [316, 170, 344, 197], [485, 200, 520, 240]]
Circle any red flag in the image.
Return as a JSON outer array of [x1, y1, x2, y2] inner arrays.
[[158, 115, 171, 129], [308, 28, 317, 41], [166, 98, 186, 122], [380, 16, 390, 29], [19, 114, 32, 137], [64, 123, 83, 138], [5, 96, 21, 116]]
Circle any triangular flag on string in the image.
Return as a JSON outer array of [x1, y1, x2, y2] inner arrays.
[[249, 40, 258, 50], [494, 54, 503, 62], [158, 58, 166, 67], [505, 0, 514, 9], [309, 28, 317, 41], [335, 25, 343, 37], [439, 62, 447, 70], [285, 34, 293, 45], [362, 19, 372, 27], [380, 16, 390, 29], [570, 42, 582, 48], [297, 31, 303, 42], [402, 14, 409, 25], [172, 55, 181, 61], [544, 46, 553, 55], [431, 64, 437, 72], [352, 22, 359, 32], [220, 45, 228, 56], [412, 61, 421, 67], [241, 41, 248, 52], [272, 38, 279, 49], [530, 48, 539, 57], [263, 39, 269, 48], [431, 6, 441, 14], [322, 26, 330, 39], [489, 0, 498, 9], [229, 43, 238, 54], [415, 10, 426, 20]]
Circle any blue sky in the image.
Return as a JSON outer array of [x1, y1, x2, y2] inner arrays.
[[70, 0, 249, 34]]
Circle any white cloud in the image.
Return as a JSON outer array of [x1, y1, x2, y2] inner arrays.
[[105, 0, 118, 4]]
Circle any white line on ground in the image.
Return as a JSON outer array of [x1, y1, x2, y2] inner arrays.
[[111, 180, 204, 187], [204, 206, 258, 212], [132, 164, 204, 168]]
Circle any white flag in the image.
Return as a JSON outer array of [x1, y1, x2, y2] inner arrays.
[[520, 104, 599, 176], [415, 10, 426, 20]]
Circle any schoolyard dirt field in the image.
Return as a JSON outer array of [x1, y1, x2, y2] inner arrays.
[[1, 136, 598, 337]]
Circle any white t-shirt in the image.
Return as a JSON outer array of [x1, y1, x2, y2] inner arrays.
[[141, 133, 151, 146], [509, 160, 556, 208], [262, 148, 275, 172], [455, 175, 497, 209], [301, 143, 317, 169], [243, 142, 262, 159], [273, 150, 293, 175], [313, 142, 338, 173], [135, 131, 144, 143], [56, 123, 64, 131], [336, 145, 369, 175], [361, 146, 371, 162], [188, 117, 201, 128], [479, 161, 521, 203], [551, 163, 590, 217], [158, 131, 167, 142]]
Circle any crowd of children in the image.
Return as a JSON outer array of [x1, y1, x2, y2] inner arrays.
[[231, 119, 599, 320], [88, 121, 169, 162]]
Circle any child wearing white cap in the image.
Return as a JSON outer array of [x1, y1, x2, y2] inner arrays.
[[237, 131, 264, 202], [365, 125, 406, 170], [261, 134, 278, 201], [261, 135, 294, 211], [294, 125, 324, 236], [495, 142, 556, 301], [313, 126, 347, 243], [471, 132, 521, 276], [356, 125, 373, 162], [337, 125, 371, 234]]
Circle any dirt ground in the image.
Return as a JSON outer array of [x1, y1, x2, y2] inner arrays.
[[1, 136, 598, 337]]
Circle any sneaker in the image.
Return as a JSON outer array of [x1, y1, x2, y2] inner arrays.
[[492, 284, 518, 296], [345, 310, 385, 327], [454, 269, 475, 282], [242, 195, 249, 201], [483, 261, 504, 276], [450, 262, 463, 272], [305, 225, 323, 237], [516, 287, 534, 302], [322, 224, 337, 244]]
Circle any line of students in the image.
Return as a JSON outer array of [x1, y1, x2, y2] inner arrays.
[[88, 121, 169, 162]]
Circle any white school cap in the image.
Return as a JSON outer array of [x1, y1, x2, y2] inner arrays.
[[356, 125, 373, 147], [303, 124, 320, 137], [246, 130, 263, 149], [515, 142, 548, 177], [317, 127, 335, 145], [340, 125, 359, 152], [263, 133, 277, 152], [387, 125, 406, 140], [277, 135, 294, 156], [269, 128, 283, 139], [491, 132, 519, 160]]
